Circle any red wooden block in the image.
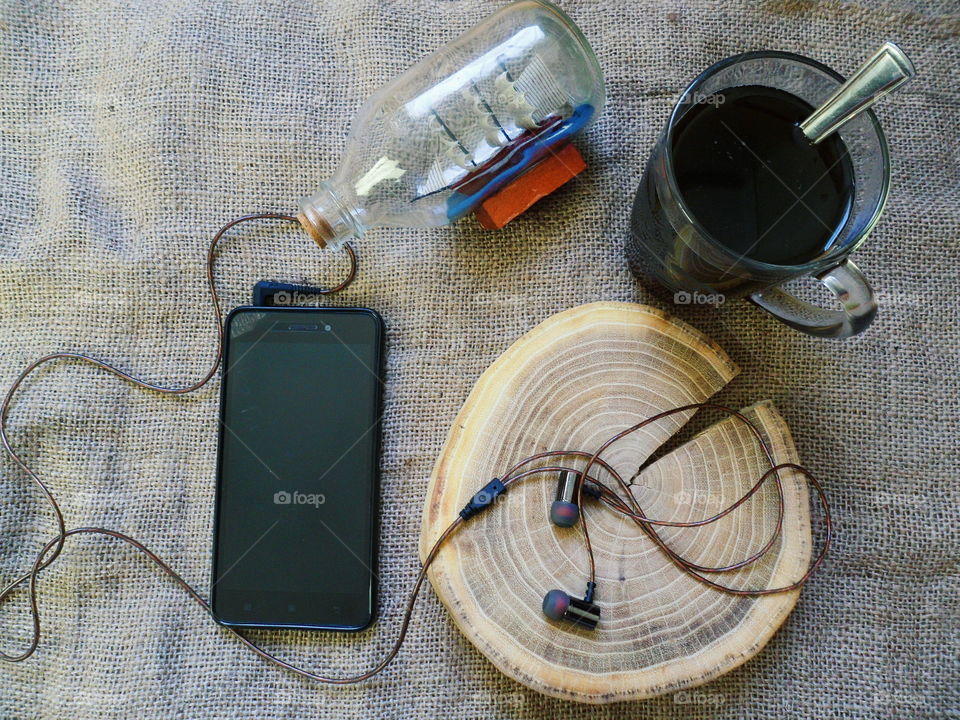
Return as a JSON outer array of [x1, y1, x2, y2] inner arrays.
[[474, 143, 587, 230]]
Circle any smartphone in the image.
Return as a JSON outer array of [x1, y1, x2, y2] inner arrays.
[[211, 306, 384, 631]]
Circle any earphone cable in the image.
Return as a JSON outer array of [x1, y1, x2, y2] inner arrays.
[[0, 215, 829, 681]]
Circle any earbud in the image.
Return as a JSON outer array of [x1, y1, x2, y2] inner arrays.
[[546, 473, 601, 629], [541, 585, 600, 630], [550, 470, 581, 527]]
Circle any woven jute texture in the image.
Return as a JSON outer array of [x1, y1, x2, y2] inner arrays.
[[1, 1, 957, 718]]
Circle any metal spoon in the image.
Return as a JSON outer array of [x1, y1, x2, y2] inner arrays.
[[800, 42, 916, 144]]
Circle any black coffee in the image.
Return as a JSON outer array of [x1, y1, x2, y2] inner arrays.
[[671, 85, 853, 266]]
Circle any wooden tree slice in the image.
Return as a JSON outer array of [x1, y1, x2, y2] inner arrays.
[[420, 302, 812, 703]]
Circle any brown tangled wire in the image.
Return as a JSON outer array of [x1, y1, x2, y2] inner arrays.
[[0, 214, 831, 684]]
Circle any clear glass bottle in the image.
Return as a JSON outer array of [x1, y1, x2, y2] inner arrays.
[[298, 0, 604, 249]]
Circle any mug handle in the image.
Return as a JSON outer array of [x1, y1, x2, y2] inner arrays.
[[749, 259, 877, 338]]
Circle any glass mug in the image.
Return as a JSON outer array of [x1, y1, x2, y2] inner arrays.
[[629, 51, 889, 338]]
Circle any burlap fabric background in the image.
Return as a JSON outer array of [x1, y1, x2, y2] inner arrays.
[[1, 0, 957, 718]]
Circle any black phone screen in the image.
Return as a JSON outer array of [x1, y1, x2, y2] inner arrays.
[[211, 307, 383, 630]]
